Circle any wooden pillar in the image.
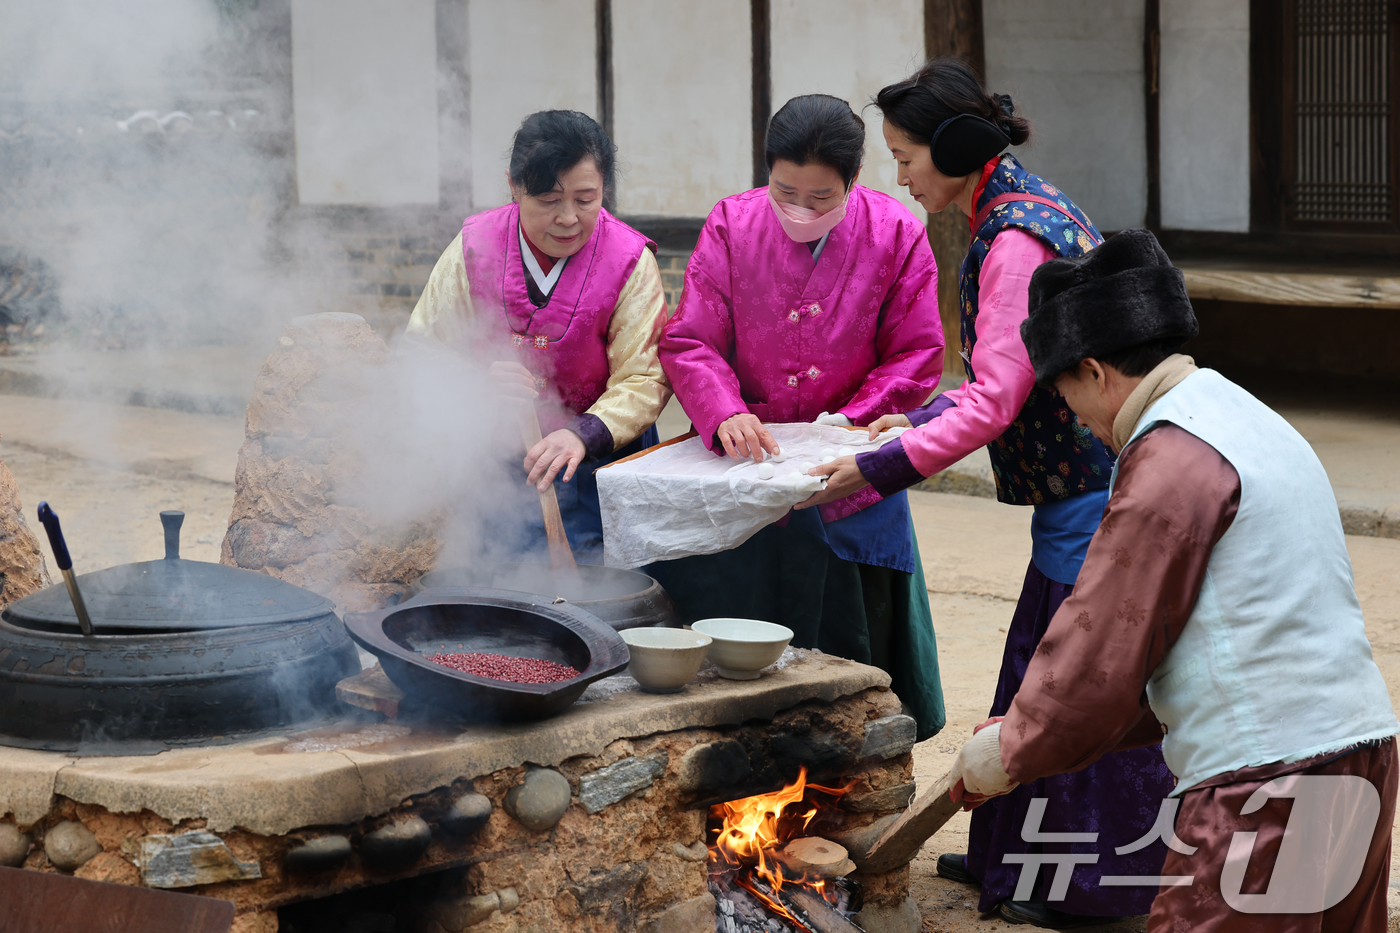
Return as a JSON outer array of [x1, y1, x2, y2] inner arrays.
[[596, 0, 615, 211], [1144, 0, 1161, 231], [751, 0, 772, 188], [923, 0, 985, 378]]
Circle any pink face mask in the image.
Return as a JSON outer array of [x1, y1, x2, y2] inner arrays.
[[767, 188, 849, 242]]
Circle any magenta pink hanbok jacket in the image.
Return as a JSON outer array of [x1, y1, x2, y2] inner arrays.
[[660, 185, 943, 459]]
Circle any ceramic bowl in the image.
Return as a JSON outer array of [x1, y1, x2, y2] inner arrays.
[[691, 618, 793, 680], [620, 628, 713, 693]]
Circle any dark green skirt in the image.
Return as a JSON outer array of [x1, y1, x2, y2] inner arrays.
[[649, 522, 945, 741]]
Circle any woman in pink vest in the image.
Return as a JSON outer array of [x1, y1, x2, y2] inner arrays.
[[406, 110, 671, 562], [655, 94, 946, 740]]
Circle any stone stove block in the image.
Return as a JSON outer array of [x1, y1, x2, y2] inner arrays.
[[0, 652, 920, 932]]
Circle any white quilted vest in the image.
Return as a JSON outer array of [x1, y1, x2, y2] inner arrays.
[[1114, 369, 1398, 793]]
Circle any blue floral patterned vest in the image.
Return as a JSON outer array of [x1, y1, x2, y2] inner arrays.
[[960, 155, 1114, 506]]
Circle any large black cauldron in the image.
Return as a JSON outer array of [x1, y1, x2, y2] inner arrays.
[[0, 512, 359, 754]]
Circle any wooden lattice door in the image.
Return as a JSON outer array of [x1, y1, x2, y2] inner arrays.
[[1254, 0, 1400, 234]]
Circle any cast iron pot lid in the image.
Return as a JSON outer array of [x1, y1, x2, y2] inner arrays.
[[5, 560, 336, 633]]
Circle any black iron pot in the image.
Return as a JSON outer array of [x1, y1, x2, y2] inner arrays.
[[412, 564, 680, 630], [0, 511, 359, 754], [344, 586, 630, 722]]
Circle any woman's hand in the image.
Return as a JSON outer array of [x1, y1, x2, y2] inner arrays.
[[489, 360, 539, 400], [717, 413, 780, 461], [866, 412, 911, 439], [794, 455, 870, 509], [525, 429, 586, 491]]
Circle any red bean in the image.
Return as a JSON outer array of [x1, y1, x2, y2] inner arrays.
[[427, 652, 580, 684]]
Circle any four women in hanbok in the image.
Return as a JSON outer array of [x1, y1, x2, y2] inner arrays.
[[801, 59, 1176, 927], [653, 94, 946, 741], [406, 110, 671, 563]]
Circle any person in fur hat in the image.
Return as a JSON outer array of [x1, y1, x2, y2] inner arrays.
[[945, 227, 1400, 931]]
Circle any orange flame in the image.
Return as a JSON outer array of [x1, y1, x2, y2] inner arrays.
[[708, 766, 853, 900]]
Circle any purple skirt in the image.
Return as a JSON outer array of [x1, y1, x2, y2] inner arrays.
[[965, 561, 1176, 917]]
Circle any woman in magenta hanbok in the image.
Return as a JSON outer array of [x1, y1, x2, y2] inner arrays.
[[655, 94, 946, 739], [407, 111, 671, 563]]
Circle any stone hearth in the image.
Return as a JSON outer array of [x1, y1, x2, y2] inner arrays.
[[0, 652, 919, 933]]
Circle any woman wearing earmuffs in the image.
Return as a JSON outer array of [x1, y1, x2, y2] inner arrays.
[[800, 59, 1177, 928], [656, 93, 947, 743]]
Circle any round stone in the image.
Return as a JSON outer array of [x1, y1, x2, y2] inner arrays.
[[0, 823, 31, 867], [360, 816, 431, 872], [284, 835, 352, 873], [440, 793, 492, 838], [44, 821, 101, 872], [503, 768, 571, 831]]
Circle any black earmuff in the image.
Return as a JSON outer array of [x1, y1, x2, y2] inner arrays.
[[930, 113, 1012, 177]]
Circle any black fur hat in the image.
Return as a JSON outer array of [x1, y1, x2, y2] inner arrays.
[[1021, 228, 1198, 386]]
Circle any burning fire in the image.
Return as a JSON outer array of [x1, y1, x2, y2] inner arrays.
[[708, 766, 854, 923]]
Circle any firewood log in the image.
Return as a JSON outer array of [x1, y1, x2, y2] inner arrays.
[[858, 769, 960, 874], [771, 837, 856, 877]]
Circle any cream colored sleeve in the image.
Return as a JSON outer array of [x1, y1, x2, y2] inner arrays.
[[405, 232, 476, 348], [588, 249, 673, 450]]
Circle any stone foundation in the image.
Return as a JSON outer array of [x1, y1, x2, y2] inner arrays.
[[0, 655, 917, 932]]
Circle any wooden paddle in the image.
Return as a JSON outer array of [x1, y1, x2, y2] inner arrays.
[[519, 405, 579, 575], [857, 769, 962, 874]]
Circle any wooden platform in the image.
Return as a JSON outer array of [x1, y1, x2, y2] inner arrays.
[[1176, 258, 1400, 309]]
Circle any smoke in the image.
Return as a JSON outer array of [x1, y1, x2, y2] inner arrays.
[[342, 321, 590, 579], [0, 0, 319, 352], [1, 0, 630, 605]]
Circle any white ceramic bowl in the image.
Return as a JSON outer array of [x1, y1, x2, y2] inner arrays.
[[620, 628, 713, 693], [691, 618, 793, 680]]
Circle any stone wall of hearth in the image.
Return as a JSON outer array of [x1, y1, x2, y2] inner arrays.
[[0, 689, 919, 933]]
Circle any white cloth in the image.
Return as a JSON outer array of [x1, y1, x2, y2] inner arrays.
[[1121, 369, 1400, 794], [595, 422, 907, 568], [950, 723, 1014, 798], [813, 411, 853, 427]]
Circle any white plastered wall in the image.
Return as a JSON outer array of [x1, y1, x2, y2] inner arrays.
[[467, 0, 597, 211], [612, 0, 752, 218], [983, 0, 1147, 231], [769, 0, 926, 219], [1159, 0, 1250, 231], [291, 0, 440, 205]]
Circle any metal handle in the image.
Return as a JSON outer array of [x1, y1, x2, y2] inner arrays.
[[36, 502, 72, 571], [36, 502, 93, 635], [160, 510, 184, 560]]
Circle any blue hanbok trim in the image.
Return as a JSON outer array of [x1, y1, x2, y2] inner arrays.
[[788, 490, 917, 574], [1029, 487, 1108, 585]]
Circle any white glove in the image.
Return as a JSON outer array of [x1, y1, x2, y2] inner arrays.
[[948, 721, 1016, 805], [814, 411, 853, 427]]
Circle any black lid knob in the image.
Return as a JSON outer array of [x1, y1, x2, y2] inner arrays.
[[160, 511, 184, 560]]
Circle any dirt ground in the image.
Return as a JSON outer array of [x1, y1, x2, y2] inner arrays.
[[4, 419, 1400, 931]]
